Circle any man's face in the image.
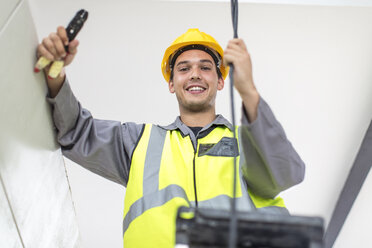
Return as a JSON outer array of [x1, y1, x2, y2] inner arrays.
[[168, 49, 224, 113]]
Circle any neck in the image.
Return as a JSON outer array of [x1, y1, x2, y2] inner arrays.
[[179, 107, 217, 127]]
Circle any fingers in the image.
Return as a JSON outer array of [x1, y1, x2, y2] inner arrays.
[[223, 38, 250, 67], [226, 38, 247, 52], [67, 39, 79, 55], [224, 48, 248, 67], [50, 32, 67, 58], [41, 36, 58, 59], [225, 39, 248, 55], [37, 43, 54, 61], [222, 38, 256, 98], [37, 27, 68, 61], [35, 26, 80, 78], [36, 26, 81, 73], [63, 40, 79, 66], [57, 26, 69, 46]]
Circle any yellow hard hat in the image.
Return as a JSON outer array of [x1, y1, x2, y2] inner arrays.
[[161, 28, 229, 82]]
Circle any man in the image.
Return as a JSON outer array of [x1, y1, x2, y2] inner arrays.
[[37, 27, 305, 248]]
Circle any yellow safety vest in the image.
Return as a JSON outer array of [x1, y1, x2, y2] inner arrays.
[[123, 124, 287, 248]]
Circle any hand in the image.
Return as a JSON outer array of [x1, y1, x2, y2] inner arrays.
[[36, 26, 79, 68], [223, 39, 260, 122], [36, 26, 79, 97]]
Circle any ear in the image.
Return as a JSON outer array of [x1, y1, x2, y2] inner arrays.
[[217, 77, 224, 91], [168, 80, 175, 93]]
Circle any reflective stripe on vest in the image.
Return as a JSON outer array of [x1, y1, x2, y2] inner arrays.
[[123, 124, 288, 248]]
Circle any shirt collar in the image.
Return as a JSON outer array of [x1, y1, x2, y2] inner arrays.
[[161, 114, 233, 136]]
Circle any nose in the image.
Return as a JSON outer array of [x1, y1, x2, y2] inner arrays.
[[190, 67, 201, 80]]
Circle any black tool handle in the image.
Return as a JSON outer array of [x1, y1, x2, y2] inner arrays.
[[64, 9, 88, 52]]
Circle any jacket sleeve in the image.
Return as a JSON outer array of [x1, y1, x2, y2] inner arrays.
[[46, 79, 144, 187], [240, 97, 305, 198]]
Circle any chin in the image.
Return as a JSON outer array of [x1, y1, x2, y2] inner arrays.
[[184, 102, 212, 113]]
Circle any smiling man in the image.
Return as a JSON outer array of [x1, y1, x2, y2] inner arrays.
[[169, 49, 224, 124], [37, 28, 305, 248]]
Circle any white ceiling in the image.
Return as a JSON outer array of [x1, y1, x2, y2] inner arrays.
[[170, 0, 372, 7]]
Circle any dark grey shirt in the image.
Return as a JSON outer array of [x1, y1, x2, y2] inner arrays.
[[47, 79, 305, 198]]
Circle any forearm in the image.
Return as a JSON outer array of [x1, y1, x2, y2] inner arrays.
[[46, 78, 79, 137], [240, 98, 305, 198], [44, 68, 66, 98], [240, 87, 260, 123]]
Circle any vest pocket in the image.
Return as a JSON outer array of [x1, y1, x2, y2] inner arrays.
[[198, 137, 239, 157]]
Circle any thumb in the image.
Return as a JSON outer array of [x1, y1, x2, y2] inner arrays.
[[64, 40, 79, 66]]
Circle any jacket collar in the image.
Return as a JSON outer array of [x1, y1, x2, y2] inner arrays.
[[161, 114, 233, 136]]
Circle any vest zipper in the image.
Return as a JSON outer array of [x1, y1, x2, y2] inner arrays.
[[193, 151, 198, 207], [191, 132, 200, 208]]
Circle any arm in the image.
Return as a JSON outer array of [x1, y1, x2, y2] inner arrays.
[[223, 39, 259, 122], [38, 27, 143, 186], [240, 99, 305, 198], [224, 39, 305, 198], [47, 78, 144, 186], [36, 26, 79, 97]]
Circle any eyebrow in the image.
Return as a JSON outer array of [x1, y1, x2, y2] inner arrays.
[[176, 59, 214, 67]]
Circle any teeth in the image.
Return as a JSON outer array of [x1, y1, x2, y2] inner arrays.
[[188, 86, 204, 91]]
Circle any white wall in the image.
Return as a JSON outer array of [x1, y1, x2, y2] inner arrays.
[[28, 0, 372, 247], [0, 0, 80, 247]]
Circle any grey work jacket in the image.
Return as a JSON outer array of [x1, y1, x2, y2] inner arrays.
[[47, 79, 305, 199]]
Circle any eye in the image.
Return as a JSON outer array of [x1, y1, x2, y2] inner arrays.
[[178, 67, 189, 72], [201, 66, 211, 71]]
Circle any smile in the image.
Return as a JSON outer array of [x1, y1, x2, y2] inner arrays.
[[185, 84, 207, 95], [187, 86, 205, 92]]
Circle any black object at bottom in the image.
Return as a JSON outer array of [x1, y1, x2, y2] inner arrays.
[[176, 207, 324, 248]]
